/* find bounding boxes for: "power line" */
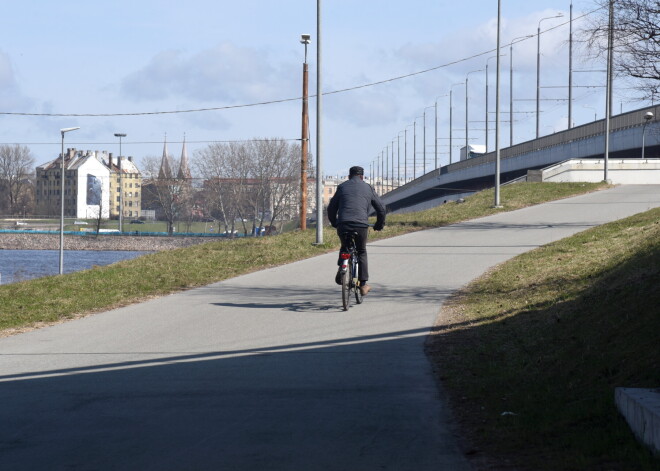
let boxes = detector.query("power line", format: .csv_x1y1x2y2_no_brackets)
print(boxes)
0,7,604,119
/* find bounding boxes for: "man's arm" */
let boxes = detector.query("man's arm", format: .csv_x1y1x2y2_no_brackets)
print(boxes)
371,190,386,231
327,191,339,228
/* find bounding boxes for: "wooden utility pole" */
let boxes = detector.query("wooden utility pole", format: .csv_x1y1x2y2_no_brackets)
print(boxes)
300,34,310,230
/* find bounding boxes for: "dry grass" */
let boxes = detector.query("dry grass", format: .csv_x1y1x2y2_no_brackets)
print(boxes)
427,208,660,470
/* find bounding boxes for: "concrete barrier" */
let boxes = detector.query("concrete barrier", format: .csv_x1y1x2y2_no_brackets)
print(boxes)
615,387,660,455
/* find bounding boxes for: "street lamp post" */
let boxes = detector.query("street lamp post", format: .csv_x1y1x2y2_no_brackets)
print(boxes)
413,120,417,179
568,1,574,129
495,0,502,208
59,126,80,275
449,82,463,165
434,95,448,169
583,104,597,122
404,124,413,183
300,33,311,231
397,131,404,186
114,133,126,232
642,111,654,159
413,116,423,179
509,35,533,147
385,145,389,193
466,69,483,160
537,13,564,138
391,138,395,190
485,55,504,153
422,106,434,175
315,0,323,244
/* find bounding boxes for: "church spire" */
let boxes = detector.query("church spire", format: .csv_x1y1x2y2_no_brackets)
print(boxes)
178,133,192,180
158,133,174,179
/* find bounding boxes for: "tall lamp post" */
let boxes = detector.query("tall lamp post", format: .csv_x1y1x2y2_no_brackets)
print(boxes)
300,34,311,231
509,35,533,147
413,116,423,179
485,55,504,153
583,104,597,122
642,111,654,159
536,13,564,138
404,124,413,182
422,106,434,175
391,138,395,190
315,0,323,244
568,1,574,129
449,82,463,164
466,69,484,160
59,126,80,275
114,133,126,232
434,95,447,169
397,131,404,186
495,0,502,208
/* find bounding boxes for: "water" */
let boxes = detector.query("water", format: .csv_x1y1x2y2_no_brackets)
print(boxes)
0,250,151,285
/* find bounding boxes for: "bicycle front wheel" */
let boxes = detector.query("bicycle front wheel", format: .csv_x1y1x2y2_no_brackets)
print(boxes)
341,268,351,311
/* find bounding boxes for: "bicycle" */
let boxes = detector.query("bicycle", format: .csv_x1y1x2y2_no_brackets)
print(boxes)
338,231,363,311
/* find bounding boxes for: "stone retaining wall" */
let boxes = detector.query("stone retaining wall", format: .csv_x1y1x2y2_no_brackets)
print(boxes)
0,232,222,251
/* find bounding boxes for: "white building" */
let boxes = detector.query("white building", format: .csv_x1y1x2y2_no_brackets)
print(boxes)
36,149,111,219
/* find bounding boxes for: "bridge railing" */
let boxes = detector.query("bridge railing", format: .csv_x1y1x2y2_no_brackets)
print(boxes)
443,104,660,174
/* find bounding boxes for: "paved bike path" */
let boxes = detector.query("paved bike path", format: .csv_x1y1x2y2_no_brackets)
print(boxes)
0,185,658,470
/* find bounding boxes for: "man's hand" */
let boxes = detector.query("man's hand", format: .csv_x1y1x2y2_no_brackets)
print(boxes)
373,222,384,231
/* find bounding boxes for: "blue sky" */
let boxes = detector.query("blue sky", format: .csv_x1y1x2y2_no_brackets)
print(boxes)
0,0,646,177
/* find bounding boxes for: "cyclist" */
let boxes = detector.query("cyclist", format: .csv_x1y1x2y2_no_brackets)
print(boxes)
327,165,386,296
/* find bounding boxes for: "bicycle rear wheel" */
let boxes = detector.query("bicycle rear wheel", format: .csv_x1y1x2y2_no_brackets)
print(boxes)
353,258,363,304
341,268,351,311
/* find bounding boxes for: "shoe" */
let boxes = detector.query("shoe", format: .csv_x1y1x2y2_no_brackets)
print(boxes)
335,269,342,285
359,284,371,296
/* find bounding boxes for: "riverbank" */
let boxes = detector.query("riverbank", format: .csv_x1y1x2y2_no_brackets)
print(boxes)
0,232,220,251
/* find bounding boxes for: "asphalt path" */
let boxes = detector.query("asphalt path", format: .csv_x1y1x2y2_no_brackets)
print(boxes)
1,185,659,470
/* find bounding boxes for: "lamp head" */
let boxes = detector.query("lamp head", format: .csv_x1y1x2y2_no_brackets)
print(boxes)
114,133,127,137
300,34,311,45
60,127,80,134
644,111,654,121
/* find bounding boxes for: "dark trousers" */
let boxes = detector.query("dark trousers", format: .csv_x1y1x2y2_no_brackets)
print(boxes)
337,225,369,282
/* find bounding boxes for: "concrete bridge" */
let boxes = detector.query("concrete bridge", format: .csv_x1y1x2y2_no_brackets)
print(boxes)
382,105,660,213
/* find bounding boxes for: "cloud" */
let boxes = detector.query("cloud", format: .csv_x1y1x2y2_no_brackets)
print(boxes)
325,86,401,127
0,50,33,111
121,42,296,104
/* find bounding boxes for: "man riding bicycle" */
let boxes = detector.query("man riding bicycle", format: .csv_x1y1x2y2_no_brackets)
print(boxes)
327,166,386,296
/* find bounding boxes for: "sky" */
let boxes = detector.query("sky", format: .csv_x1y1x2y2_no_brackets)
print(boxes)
0,0,650,179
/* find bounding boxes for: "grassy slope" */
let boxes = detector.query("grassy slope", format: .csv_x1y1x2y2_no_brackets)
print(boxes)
428,208,660,470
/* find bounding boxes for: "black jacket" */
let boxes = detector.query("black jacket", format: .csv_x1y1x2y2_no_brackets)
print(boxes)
327,176,386,229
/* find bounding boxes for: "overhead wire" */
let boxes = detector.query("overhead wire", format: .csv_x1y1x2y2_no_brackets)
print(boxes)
0,6,605,119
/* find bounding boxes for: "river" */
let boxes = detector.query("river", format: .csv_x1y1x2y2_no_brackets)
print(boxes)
0,250,151,285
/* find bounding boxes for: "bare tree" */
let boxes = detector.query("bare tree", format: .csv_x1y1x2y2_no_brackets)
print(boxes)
194,139,301,237
141,155,185,234
582,0,660,100
0,144,35,215
194,143,232,233
248,139,300,233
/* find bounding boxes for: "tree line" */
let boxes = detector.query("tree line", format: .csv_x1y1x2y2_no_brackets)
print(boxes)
141,138,311,235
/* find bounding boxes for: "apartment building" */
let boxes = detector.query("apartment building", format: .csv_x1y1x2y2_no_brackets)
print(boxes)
35,148,142,220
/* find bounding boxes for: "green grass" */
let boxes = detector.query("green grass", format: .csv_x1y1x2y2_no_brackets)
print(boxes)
427,208,660,470
0,182,608,334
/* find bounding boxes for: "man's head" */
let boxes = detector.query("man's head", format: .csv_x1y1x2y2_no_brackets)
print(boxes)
349,166,364,179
